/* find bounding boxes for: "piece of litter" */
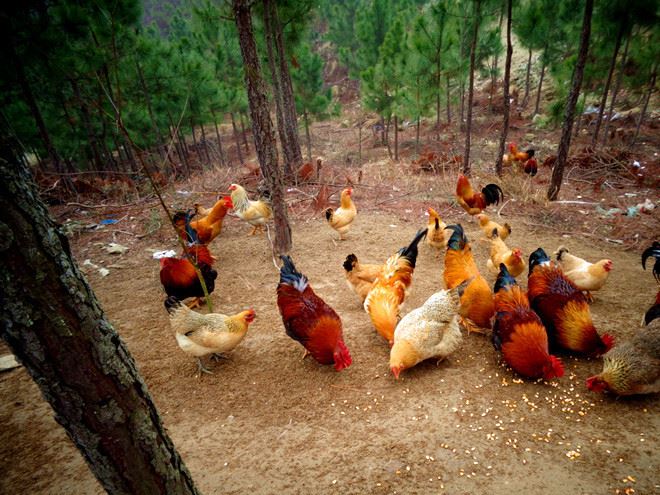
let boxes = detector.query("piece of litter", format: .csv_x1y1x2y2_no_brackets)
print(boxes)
99,219,119,225
389,224,398,228
0,355,21,372
153,250,177,259
83,259,99,269
176,190,191,196
98,268,110,277
103,243,129,255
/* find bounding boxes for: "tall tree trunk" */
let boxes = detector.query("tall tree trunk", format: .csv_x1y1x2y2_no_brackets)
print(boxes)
394,115,399,162
303,109,312,163
603,32,631,145
190,118,198,160
592,22,624,147
233,0,292,254
436,58,441,138
269,0,303,174
240,114,249,152
522,48,533,108
489,1,505,113
463,0,481,175
495,0,513,177
136,60,165,160
629,63,656,149
446,74,451,124
0,150,200,495
199,122,211,165
384,115,393,160
230,112,245,164
211,109,227,166
358,123,362,168
69,78,104,171
534,53,547,116
416,115,420,155
548,0,594,201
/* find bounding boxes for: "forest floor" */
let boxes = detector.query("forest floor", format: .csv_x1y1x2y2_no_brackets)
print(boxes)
1,97,659,495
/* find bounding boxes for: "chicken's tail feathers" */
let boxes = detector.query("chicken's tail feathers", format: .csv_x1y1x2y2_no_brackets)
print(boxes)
546,355,565,379
600,333,615,354
343,254,358,272
528,248,550,276
525,149,536,158
482,183,504,206
279,255,308,292
554,245,569,261
494,263,517,294
504,223,512,235
445,224,467,251
324,208,334,222
434,217,440,230
644,303,660,326
365,296,398,344
398,228,428,268
164,296,182,313
641,241,660,282
491,227,499,239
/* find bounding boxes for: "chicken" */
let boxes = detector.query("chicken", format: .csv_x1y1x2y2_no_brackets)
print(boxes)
455,174,504,216
492,264,564,380
296,162,314,182
426,207,451,250
277,255,352,371
389,289,462,379
364,228,427,345
476,213,511,240
586,319,660,396
486,229,526,278
325,187,357,240
554,246,613,302
229,183,272,235
172,210,199,245
166,297,255,374
343,253,382,303
159,244,217,309
186,196,233,245
527,248,614,356
443,224,495,334
522,157,538,176
508,142,535,163
642,242,660,325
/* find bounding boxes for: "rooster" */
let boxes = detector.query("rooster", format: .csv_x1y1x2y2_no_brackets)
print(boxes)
343,254,382,303
160,244,217,309
527,248,614,356
426,207,451,250
443,224,495,334
184,196,234,245
166,297,255,374
554,246,612,302
455,174,504,216
277,256,352,371
486,229,526,278
642,242,660,325
492,264,564,380
229,183,272,235
389,289,462,379
364,229,428,345
586,319,660,396
522,157,538,177
476,213,511,240
503,142,535,166
325,187,357,240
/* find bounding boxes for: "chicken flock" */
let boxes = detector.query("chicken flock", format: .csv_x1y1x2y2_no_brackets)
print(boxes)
157,169,659,397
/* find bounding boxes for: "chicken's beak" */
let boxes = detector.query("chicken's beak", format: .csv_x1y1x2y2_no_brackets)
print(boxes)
391,366,401,380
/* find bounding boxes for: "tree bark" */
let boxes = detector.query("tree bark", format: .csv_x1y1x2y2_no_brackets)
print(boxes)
534,54,546,116
462,0,481,175
211,109,227,167
233,0,292,254
199,122,211,165
495,0,512,177
522,48,533,108
489,1,505,113
603,32,631,145
629,64,656,149
592,21,624,147
548,0,594,201
446,74,451,124
303,109,312,163
0,151,200,495
136,60,165,160
230,112,244,165
394,115,398,162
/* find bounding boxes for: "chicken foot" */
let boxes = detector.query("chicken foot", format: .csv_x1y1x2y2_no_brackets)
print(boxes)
196,358,213,375
460,317,490,335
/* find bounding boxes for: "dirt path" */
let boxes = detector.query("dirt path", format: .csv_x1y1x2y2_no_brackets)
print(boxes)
1,203,658,494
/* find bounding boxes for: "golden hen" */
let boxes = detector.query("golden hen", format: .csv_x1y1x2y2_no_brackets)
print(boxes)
343,254,382,303
229,183,272,235
325,187,357,240
553,246,612,302
486,230,526,278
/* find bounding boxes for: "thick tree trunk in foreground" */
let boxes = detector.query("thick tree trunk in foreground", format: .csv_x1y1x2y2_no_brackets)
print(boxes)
495,0,513,177
0,150,200,495
548,0,594,201
462,0,481,176
234,0,292,255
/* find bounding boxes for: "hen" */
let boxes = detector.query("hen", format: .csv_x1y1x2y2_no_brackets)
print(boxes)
455,174,504,216
476,213,511,240
229,183,272,235
325,187,357,240
492,264,564,380
527,248,614,356
160,244,217,309
389,289,462,379
486,229,526,278
586,319,660,396
642,242,660,325
166,297,255,374
277,256,352,371
364,229,427,345
343,253,382,303
187,196,233,244
443,224,495,334
426,207,451,250
554,246,612,302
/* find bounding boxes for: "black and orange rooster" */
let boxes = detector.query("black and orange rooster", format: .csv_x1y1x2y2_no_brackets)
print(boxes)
642,241,660,325
522,157,538,177
527,248,614,356
189,196,233,245
455,174,504,216
160,244,217,309
492,264,564,380
443,224,495,333
277,256,352,371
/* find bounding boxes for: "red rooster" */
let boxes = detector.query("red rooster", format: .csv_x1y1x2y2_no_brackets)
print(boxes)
493,264,564,380
527,248,614,356
522,158,538,177
159,244,217,308
277,255,352,371
455,174,504,215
